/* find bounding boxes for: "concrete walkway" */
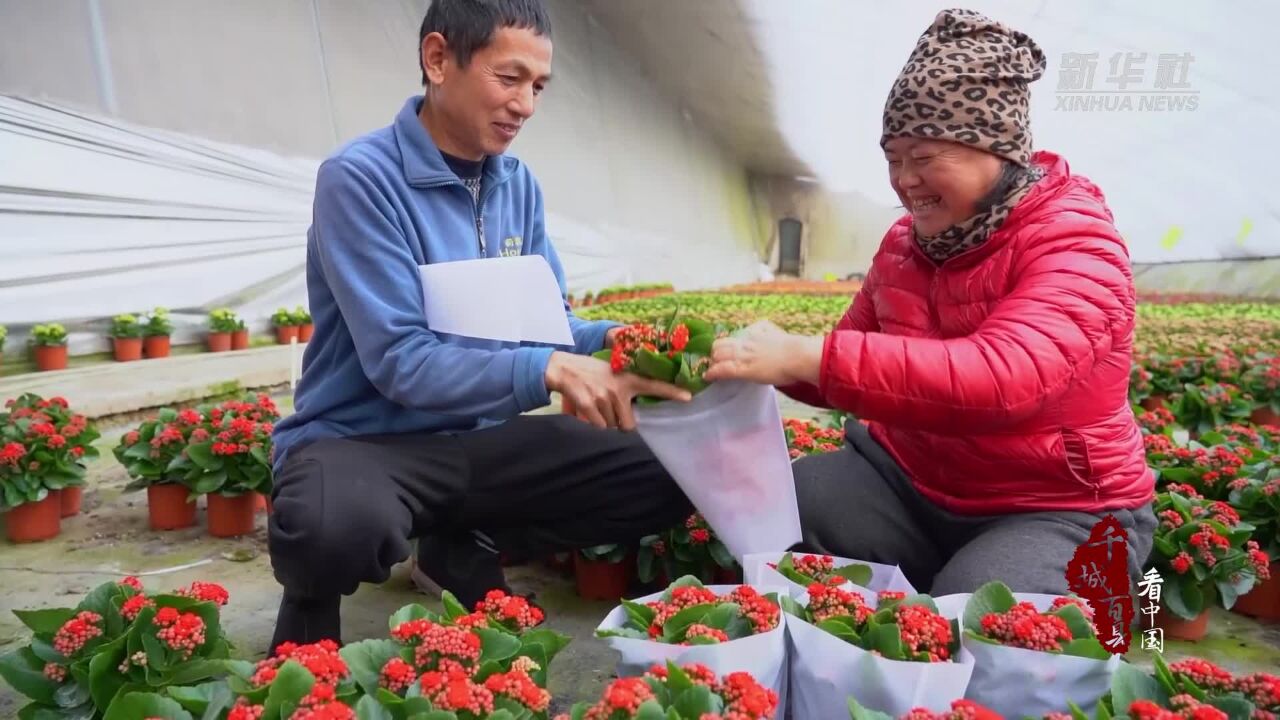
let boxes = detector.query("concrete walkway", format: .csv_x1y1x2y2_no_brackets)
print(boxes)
0,346,301,418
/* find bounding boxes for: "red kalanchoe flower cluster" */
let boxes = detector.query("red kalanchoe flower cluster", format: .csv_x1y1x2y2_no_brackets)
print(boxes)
727,586,780,634
1171,552,1194,574
227,700,266,720
43,663,68,683
684,623,730,644
1137,406,1176,434
901,699,1001,720
718,670,780,719
251,640,347,688
647,585,719,635
979,602,1073,653
579,677,654,720
153,606,207,660
391,618,482,672
1169,658,1237,694
118,576,143,591
175,581,230,606
1188,525,1231,566
896,604,953,662
646,662,719,689
1160,509,1186,530
783,418,843,459
0,441,25,466
475,589,544,632
1246,541,1272,580
121,594,155,622
53,611,103,656
807,582,872,624
483,667,552,713
379,657,417,694
420,666,495,716
290,683,355,720
1234,672,1280,711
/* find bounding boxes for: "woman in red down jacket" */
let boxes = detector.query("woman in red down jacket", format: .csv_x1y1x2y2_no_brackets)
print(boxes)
705,9,1156,595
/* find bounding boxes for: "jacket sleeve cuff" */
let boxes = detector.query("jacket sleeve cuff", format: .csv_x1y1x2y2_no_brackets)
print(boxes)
571,318,621,354
816,332,839,401
513,346,555,412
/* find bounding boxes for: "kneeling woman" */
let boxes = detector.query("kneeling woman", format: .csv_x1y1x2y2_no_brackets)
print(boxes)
705,9,1155,595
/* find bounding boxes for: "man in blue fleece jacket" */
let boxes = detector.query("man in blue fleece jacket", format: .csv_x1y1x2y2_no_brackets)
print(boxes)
267,0,692,649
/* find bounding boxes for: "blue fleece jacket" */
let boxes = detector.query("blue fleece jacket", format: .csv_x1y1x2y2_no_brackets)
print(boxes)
271,95,617,471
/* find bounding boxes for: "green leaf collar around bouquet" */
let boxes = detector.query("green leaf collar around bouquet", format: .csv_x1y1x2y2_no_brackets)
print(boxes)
780,586,959,663
593,307,729,402
960,581,1110,660
597,576,782,645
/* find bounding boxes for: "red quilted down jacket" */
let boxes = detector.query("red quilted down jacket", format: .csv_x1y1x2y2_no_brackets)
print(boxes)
782,151,1154,515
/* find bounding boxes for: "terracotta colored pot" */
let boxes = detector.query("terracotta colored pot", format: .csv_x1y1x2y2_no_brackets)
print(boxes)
4,494,61,543
206,493,256,538
147,483,196,530
275,326,300,345
207,332,232,352
232,329,250,350
144,335,171,358
254,491,274,514
574,553,632,601
1140,394,1167,412
1156,606,1209,641
1232,564,1280,621
298,324,314,342
59,486,82,517
34,345,68,372
1251,406,1280,427
113,337,143,362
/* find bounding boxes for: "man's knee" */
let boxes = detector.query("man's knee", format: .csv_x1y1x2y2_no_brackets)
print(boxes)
267,448,411,597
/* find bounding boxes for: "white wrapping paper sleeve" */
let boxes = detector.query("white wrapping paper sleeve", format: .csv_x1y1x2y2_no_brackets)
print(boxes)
596,584,789,703
935,591,1120,719
633,381,802,559
742,552,916,601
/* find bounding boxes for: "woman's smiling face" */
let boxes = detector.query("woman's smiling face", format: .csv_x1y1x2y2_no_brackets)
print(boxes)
884,137,1005,236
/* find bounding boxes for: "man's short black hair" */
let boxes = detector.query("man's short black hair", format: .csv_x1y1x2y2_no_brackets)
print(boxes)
419,0,552,85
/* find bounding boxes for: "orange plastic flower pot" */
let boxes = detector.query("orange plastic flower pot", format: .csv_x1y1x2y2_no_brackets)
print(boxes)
34,345,68,372
59,486,82,517
275,326,300,345
113,337,143,362
207,332,232,353
1251,406,1279,427
1232,564,1280,621
144,335,171,358
299,324,314,342
1156,606,1209,641
574,554,632,601
4,494,61,543
148,483,196,530
206,492,256,538
231,329,250,350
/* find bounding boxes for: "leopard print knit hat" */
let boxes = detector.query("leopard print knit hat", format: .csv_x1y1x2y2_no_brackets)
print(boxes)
881,8,1047,166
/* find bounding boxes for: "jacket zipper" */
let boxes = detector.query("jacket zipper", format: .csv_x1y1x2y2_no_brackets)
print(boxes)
418,176,491,258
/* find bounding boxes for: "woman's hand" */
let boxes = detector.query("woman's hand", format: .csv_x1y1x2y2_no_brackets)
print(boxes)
703,320,825,386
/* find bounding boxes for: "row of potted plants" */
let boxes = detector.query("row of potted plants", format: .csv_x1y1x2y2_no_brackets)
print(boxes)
0,394,101,542
570,283,675,308
112,393,280,538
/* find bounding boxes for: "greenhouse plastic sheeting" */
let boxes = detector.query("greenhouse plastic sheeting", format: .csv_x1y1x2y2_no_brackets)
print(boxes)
0,95,721,352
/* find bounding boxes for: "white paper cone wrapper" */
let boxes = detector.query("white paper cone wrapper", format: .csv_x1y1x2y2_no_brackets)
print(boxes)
743,552,916,601
787,612,975,717
596,584,790,704
935,592,1120,718
634,381,802,559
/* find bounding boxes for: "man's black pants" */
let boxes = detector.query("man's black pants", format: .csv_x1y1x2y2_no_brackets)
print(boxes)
266,414,691,611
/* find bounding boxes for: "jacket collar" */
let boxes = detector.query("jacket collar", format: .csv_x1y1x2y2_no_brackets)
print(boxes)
393,95,518,189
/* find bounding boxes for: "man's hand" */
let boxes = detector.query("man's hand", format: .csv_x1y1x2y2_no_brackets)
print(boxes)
703,320,825,386
604,326,623,349
546,351,691,430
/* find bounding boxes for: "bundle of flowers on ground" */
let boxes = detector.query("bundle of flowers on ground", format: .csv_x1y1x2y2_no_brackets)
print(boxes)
956,581,1117,718
743,551,915,602
0,576,231,719
595,577,788,701
1066,653,1279,720
554,660,779,720
782,587,973,717
847,697,1001,720
593,309,723,400
637,513,737,587
1148,488,1269,626
0,393,100,541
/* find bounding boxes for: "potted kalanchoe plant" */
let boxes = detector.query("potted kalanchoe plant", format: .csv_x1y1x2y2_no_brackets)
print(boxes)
114,406,206,530
1228,463,1280,620
108,313,145,362
1240,353,1280,426
30,323,69,372
143,306,174,358
575,543,632,601
556,661,779,720
206,309,240,352
0,576,231,719
1148,486,1270,639
163,394,279,537
294,305,314,342
637,513,738,588
1065,653,1278,720
1173,382,1254,438
1,394,99,540
272,307,301,345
